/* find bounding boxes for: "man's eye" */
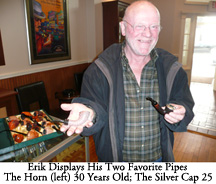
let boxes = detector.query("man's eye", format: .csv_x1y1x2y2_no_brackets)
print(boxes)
135,25,144,30
151,25,159,30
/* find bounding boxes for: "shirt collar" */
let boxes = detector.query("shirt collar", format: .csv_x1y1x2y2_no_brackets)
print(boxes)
121,43,159,67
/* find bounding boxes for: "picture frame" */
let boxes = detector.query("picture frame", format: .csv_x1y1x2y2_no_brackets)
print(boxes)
25,0,71,64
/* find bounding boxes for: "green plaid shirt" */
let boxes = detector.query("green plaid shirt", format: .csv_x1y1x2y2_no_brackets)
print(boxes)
122,46,162,162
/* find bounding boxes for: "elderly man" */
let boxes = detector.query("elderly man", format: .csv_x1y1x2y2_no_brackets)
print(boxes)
60,0,194,162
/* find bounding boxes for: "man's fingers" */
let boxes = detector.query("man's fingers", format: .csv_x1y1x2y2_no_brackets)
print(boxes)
60,124,70,133
85,121,93,128
59,103,95,136
164,113,179,124
67,126,76,136
61,103,74,111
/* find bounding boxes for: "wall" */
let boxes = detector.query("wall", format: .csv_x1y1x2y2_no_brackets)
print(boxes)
149,0,176,53
0,0,96,80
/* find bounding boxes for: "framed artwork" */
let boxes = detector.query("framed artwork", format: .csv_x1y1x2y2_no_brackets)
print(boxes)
25,0,71,64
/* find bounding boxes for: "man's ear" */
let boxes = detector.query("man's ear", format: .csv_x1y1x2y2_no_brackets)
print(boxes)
119,21,126,36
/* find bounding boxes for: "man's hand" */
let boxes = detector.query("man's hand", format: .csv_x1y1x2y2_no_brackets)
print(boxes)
164,104,186,124
60,103,95,136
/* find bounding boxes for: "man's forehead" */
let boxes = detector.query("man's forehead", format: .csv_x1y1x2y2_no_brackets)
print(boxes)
126,3,159,19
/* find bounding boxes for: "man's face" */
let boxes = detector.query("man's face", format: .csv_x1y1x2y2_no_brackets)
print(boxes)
34,17,42,32
121,6,161,56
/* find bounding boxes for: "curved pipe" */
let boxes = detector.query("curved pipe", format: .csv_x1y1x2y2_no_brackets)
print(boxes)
63,111,90,126
146,97,165,115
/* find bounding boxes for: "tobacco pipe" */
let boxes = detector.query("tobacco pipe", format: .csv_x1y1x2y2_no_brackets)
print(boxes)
13,134,24,143
8,120,20,130
146,97,175,115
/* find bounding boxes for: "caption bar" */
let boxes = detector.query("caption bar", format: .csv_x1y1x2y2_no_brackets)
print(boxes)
0,162,215,183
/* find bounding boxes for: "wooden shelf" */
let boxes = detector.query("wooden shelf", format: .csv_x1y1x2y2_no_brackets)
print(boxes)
102,0,129,50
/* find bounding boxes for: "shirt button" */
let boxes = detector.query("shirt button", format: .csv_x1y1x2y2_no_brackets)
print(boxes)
137,89,140,93
141,126,144,129
142,144,144,147
141,107,143,110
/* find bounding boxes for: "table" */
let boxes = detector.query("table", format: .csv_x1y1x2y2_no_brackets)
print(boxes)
0,116,90,162
32,135,89,162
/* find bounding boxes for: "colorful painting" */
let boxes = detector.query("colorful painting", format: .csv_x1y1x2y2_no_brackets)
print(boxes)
25,0,71,64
